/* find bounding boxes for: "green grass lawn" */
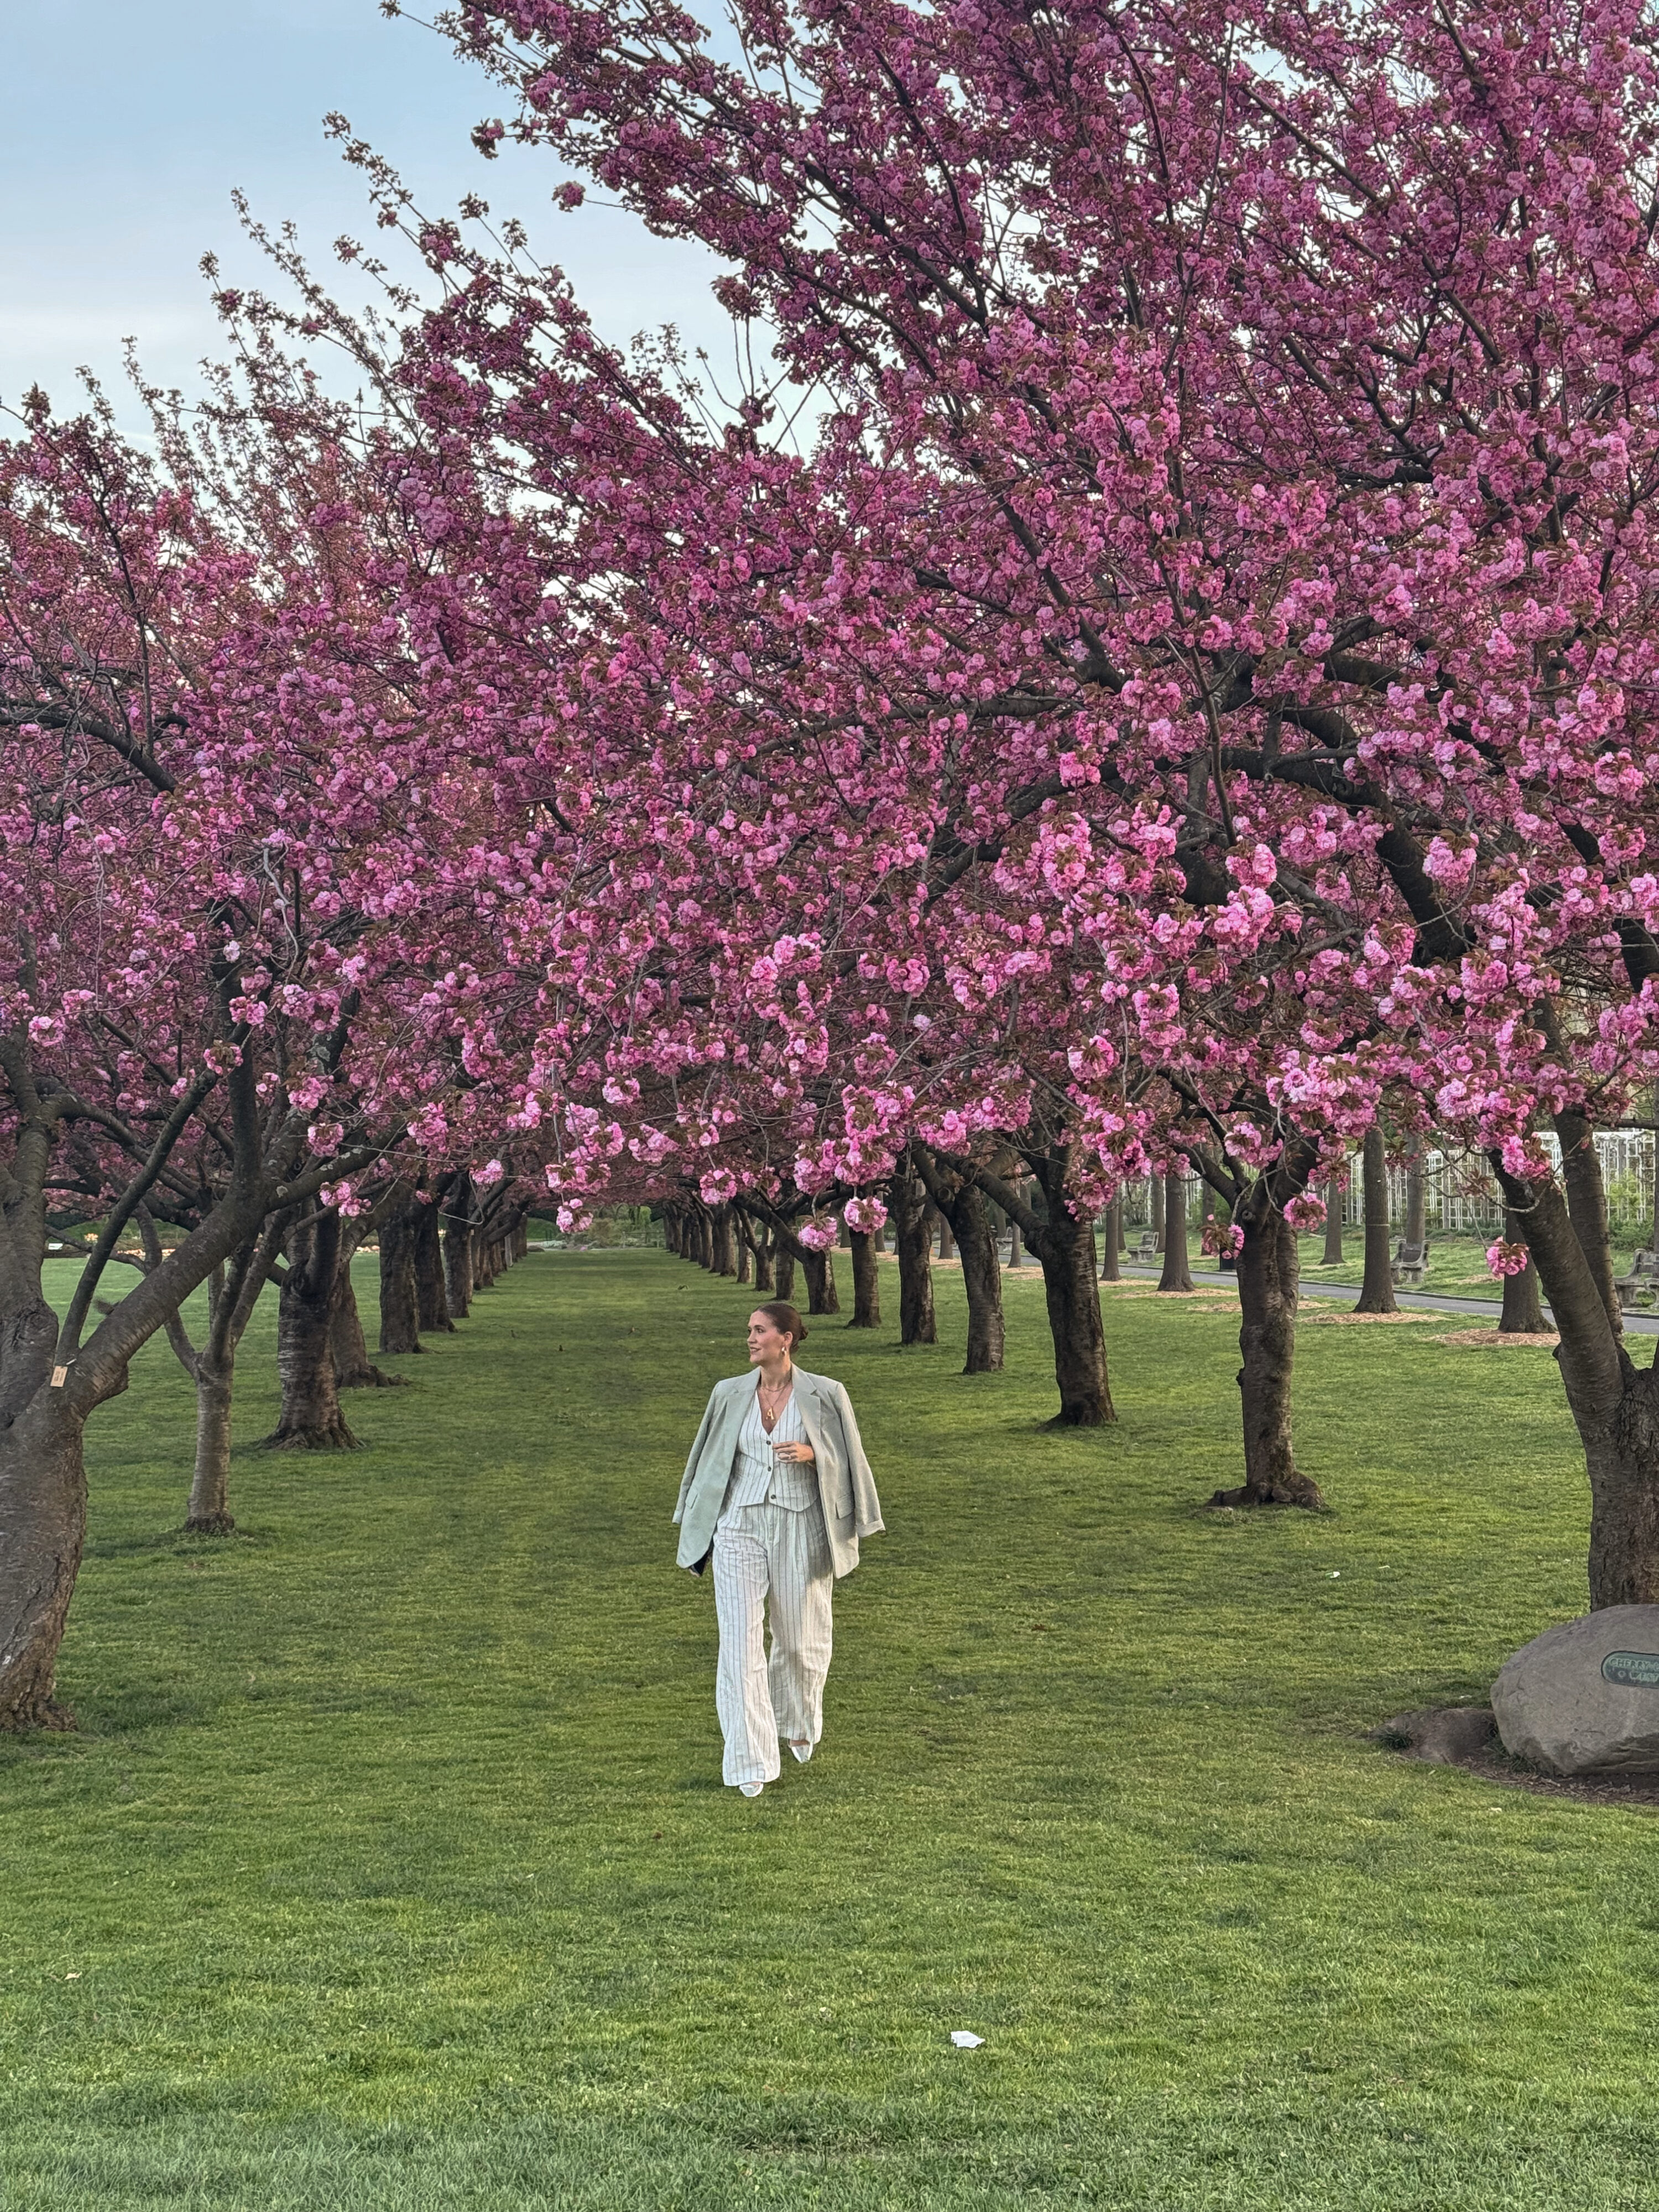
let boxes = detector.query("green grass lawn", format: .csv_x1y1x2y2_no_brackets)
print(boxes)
1,1250,1655,2210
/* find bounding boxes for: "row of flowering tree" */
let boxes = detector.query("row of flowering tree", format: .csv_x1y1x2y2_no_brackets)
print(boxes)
11,0,1659,1741
0,366,549,1729
398,0,1659,1600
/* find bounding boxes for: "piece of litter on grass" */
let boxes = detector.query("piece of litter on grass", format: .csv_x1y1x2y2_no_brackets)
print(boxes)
950,2031,984,2049
1329,1571,1341,1578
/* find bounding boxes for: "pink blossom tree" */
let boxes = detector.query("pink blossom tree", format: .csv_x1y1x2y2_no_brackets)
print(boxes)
0,361,554,1724
414,0,1659,1584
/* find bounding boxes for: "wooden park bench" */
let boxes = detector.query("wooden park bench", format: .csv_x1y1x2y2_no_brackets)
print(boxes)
1391,1237,1430,1289
1614,1250,1659,1312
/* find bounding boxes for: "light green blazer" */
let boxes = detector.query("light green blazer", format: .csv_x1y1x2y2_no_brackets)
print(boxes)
672,1365,884,1579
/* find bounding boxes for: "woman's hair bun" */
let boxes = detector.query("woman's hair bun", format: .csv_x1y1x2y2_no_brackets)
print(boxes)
754,1300,807,1347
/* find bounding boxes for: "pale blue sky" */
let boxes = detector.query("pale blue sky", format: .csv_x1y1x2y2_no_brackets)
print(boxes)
1,0,728,422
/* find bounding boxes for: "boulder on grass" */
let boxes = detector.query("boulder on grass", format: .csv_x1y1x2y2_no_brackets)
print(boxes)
1492,1606,1659,1777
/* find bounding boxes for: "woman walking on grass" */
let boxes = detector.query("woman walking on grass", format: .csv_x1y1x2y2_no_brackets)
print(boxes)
673,1301,884,1799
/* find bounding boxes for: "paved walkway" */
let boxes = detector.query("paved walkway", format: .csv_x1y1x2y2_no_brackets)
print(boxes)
1115,1264,1659,1336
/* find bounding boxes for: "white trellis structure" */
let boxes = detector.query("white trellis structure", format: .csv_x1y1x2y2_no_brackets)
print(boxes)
1121,1130,1658,1240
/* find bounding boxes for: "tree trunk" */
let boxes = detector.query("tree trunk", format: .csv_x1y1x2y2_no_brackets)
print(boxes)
0,1390,87,1729
1591,1376,1659,1604
938,1214,955,1261
444,1184,474,1317
1499,1207,1547,1334
1557,1107,1621,1332
712,1206,738,1278
972,1154,1114,1422
1210,1203,1323,1509
267,1215,359,1449
1354,1127,1398,1313
331,1256,403,1388
953,1185,1006,1373
1151,1172,1166,1251
799,1248,839,1314
752,1224,775,1294
910,1152,1005,1373
171,1225,288,1531
184,1349,237,1533
847,1230,881,1327
1650,1089,1659,1255
699,1209,717,1270
378,1207,424,1355
891,1165,938,1345
1099,1198,1122,1282
1322,1176,1345,1266
1405,1145,1427,1250
0,1045,87,1722
1008,1217,1022,1267
735,1222,752,1285
1496,1163,1659,1606
1030,1200,1114,1425
0,1083,276,1728
415,1199,455,1333
1157,1171,1194,1292
773,1243,795,1303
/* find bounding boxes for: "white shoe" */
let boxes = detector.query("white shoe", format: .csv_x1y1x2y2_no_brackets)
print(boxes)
739,1781,764,1798
789,1740,813,1764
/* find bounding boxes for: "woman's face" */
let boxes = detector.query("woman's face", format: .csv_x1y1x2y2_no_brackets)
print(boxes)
747,1311,794,1365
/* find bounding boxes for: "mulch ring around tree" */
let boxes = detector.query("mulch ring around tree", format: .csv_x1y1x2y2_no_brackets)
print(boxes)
1372,1707,1659,1809
1298,1308,1439,1324
1429,1327,1560,1348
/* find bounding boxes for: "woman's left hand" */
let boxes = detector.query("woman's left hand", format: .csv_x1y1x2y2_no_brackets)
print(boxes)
772,1440,816,1465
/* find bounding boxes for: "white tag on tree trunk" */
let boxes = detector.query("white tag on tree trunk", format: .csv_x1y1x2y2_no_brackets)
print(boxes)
50,1365,69,1388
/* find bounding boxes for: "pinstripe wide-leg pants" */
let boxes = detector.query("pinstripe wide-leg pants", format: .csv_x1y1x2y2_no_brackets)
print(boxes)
712,1501,834,1789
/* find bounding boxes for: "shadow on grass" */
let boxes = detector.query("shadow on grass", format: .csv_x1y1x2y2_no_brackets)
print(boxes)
64,1687,222,1737
86,1524,279,1560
